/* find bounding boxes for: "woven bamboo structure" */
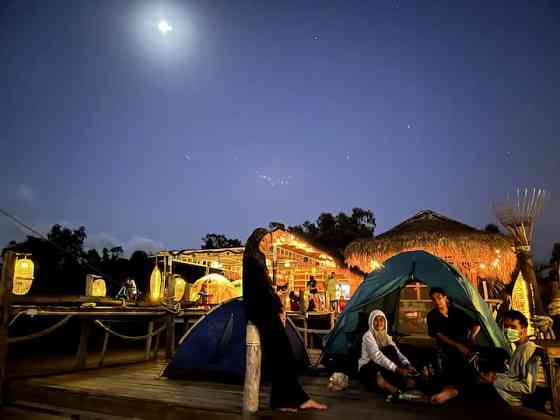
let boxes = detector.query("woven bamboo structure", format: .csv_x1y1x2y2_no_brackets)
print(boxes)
495,188,548,315
345,210,516,288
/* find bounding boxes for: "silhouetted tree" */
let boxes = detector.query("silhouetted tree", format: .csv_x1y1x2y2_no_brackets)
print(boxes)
201,233,243,249
268,221,286,230
2,225,89,294
288,207,375,260
484,224,501,234
129,250,151,295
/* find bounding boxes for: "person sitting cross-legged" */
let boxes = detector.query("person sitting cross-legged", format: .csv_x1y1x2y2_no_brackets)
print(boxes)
358,309,418,398
427,287,508,405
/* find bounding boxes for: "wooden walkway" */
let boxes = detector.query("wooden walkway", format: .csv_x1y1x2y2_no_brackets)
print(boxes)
5,360,552,420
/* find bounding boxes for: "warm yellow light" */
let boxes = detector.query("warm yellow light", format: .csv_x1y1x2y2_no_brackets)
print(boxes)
479,264,486,269
91,279,106,297
13,257,35,295
174,276,186,301
284,261,291,268
370,259,383,271
150,266,162,303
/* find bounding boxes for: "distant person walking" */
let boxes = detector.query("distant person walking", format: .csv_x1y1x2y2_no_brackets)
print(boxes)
325,272,337,311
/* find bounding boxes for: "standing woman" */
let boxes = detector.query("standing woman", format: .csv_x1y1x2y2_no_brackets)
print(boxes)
243,228,327,411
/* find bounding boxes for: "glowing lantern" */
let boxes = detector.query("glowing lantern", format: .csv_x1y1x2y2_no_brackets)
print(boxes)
173,275,187,301
86,274,107,297
511,272,534,336
150,265,162,303
12,256,34,295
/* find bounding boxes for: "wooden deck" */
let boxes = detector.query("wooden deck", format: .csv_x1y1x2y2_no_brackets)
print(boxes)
4,360,553,420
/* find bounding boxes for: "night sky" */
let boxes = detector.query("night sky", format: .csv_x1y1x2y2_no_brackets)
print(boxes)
1,1,559,260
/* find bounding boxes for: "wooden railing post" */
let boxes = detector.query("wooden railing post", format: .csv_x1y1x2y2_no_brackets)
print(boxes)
145,321,154,360
165,315,175,358
0,252,16,405
75,318,91,370
243,322,261,414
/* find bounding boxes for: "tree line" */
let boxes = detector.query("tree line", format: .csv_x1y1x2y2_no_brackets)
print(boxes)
3,209,558,297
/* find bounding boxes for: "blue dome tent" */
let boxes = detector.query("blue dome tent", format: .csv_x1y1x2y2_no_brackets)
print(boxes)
322,251,509,371
163,298,310,383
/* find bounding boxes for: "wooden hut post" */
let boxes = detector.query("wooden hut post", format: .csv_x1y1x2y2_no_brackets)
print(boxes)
243,321,261,414
0,252,16,405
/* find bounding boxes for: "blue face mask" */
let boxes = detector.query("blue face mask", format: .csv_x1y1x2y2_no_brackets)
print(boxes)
504,327,521,343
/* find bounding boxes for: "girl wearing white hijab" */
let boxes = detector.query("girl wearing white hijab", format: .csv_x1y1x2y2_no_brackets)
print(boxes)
358,309,417,396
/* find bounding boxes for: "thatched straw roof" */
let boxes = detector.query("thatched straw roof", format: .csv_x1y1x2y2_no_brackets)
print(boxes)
345,210,516,285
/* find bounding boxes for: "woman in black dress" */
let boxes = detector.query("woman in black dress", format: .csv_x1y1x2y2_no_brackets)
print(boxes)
242,228,327,411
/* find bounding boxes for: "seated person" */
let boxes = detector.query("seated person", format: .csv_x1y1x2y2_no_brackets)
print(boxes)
479,310,539,407
289,291,300,311
426,287,481,404
358,309,418,397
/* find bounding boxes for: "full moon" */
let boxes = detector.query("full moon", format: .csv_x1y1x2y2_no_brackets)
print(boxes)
157,20,173,35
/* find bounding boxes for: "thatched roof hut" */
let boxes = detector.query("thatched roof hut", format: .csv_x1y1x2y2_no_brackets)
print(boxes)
345,210,516,287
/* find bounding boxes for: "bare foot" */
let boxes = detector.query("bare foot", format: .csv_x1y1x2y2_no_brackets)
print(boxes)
430,388,458,405
300,399,328,410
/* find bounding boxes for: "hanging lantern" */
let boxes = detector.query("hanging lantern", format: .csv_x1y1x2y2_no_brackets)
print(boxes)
173,275,187,301
85,274,107,297
511,272,534,336
12,255,35,295
150,265,162,303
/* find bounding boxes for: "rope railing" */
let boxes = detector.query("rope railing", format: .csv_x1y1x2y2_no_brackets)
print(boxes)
7,315,73,344
293,326,331,335
93,319,167,341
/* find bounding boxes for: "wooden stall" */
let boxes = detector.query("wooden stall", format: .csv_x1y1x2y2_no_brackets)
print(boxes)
156,228,362,312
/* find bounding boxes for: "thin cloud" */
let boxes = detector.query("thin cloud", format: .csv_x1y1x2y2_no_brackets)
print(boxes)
126,236,164,255
85,232,164,256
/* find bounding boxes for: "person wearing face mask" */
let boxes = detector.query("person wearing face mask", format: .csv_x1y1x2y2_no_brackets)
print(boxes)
358,309,418,397
479,310,539,407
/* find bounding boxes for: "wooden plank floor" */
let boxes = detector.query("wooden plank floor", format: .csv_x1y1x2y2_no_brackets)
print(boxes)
6,360,552,420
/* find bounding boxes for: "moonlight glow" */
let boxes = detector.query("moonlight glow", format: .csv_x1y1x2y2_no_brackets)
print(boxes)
157,20,173,35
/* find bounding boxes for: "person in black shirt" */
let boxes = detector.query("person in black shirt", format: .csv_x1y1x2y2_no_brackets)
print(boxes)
426,287,480,404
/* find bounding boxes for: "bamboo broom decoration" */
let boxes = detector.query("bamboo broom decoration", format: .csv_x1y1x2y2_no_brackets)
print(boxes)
495,188,548,316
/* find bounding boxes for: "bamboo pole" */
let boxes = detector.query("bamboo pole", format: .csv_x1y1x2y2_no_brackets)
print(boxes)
0,252,16,405
243,322,261,414
517,249,545,315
